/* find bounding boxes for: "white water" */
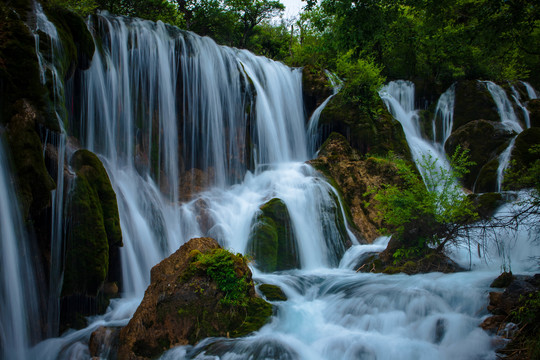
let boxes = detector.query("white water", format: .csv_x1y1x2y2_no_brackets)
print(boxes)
431,84,455,151
523,81,538,100
379,81,454,192
14,11,539,360
510,85,531,129
307,71,342,156
0,137,41,360
481,81,523,134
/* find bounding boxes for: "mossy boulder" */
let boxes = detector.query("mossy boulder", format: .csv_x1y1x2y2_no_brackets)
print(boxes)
61,150,122,330
474,158,500,193
302,65,333,119
445,120,515,190
258,284,287,302
118,238,273,360
468,192,504,219
510,128,540,170
318,93,411,159
453,80,499,131
529,99,540,128
247,198,300,272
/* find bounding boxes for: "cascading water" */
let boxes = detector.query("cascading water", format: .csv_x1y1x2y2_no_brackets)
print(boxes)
510,84,531,129
481,81,525,191
0,136,41,360
431,84,455,152
523,81,538,100
17,10,539,360
379,81,454,191
307,72,342,156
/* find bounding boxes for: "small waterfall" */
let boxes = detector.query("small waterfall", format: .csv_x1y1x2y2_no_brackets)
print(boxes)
523,81,538,100
511,84,531,129
496,138,516,193
481,81,523,133
379,81,453,191
0,137,41,360
431,83,455,150
307,71,342,156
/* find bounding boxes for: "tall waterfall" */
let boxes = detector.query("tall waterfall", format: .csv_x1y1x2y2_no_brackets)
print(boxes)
0,137,41,360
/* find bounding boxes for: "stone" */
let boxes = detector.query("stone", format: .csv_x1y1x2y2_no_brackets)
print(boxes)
453,80,499,131
302,65,333,119
528,99,540,128
258,284,287,302
118,238,272,360
89,326,120,359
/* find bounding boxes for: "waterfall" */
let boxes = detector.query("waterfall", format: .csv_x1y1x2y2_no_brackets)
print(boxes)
481,81,523,133
511,84,531,129
523,81,538,100
431,83,455,151
307,72,342,156
0,137,41,360
379,81,453,191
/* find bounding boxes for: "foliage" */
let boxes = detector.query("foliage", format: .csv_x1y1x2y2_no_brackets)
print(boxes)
372,146,478,252
513,291,540,325
46,0,99,17
188,248,252,306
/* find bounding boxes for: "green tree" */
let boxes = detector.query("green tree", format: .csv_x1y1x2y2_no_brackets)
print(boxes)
225,0,285,47
373,147,478,253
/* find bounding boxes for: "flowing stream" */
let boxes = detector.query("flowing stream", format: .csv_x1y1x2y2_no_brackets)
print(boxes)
1,8,537,360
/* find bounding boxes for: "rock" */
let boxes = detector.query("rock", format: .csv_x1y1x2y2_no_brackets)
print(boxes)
480,315,506,333
318,93,411,159
302,65,333,118
308,133,404,242
491,271,515,288
528,99,540,128
453,80,499,131
258,284,287,302
89,326,120,359
445,119,516,190
118,238,273,360
247,198,300,272
468,193,504,220
178,168,216,202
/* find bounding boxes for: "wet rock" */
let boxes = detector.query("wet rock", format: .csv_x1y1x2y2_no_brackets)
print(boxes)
491,271,515,288
318,93,411,159
302,65,333,118
528,99,540,128
118,238,272,360
89,326,120,359
258,284,287,302
178,167,215,202
247,198,300,272
308,133,404,242
445,119,516,190
453,80,499,131
468,193,504,220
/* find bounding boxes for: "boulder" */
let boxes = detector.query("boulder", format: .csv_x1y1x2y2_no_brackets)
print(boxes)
468,193,504,220
258,284,287,302
247,198,300,272
453,80,499,131
445,120,516,190
89,326,120,359
118,238,272,360
529,99,540,128
308,132,404,242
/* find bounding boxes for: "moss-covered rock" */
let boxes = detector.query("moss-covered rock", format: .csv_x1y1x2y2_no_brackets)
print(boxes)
445,120,515,190
118,238,273,360
529,99,540,128
468,192,504,219
510,128,540,170
308,132,405,243
247,198,300,272
5,100,56,218
258,284,287,301
318,93,411,159
453,80,499,131
63,150,122,296
302,65,333,119
475,158,500,193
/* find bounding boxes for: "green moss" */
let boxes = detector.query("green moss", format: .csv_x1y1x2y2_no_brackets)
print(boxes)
63,150,122,296
247,198,300,272
468,192,504,219
259,284,287,301
490,271,514,288
475,158,499,193
453,80,500,131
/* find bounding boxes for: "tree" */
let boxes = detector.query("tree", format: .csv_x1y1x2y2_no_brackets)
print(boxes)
225,0,284,47
372,147,478,253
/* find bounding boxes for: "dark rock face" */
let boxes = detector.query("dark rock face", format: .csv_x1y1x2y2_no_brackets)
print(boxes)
445,119,516,190
61,150,122,330
258,284,287,302
468,193,504,220
309,132,403,243
118,238,272,360
529,99,540,128
302,65,333,119
453,80,499,131
247,198,300,272
318,93,411,159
